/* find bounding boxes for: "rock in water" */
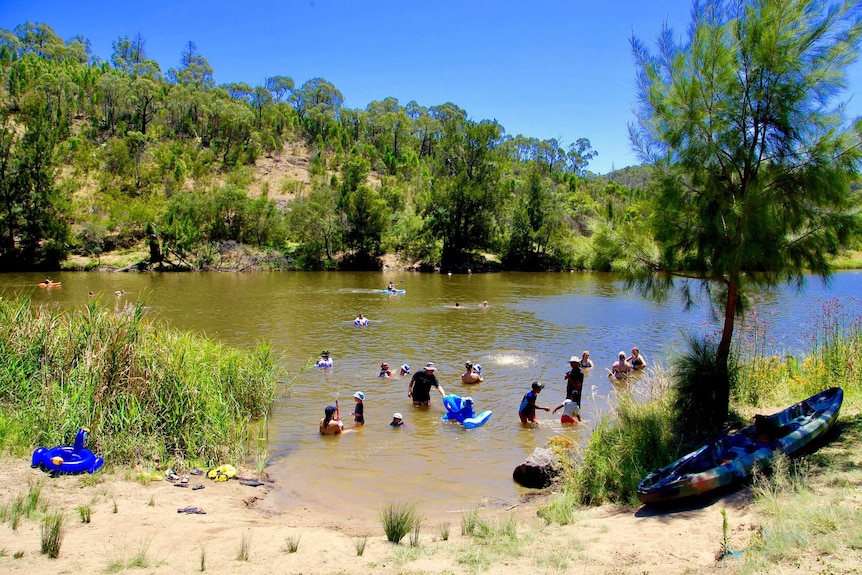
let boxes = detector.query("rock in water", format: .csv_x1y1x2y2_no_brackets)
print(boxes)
512,447,561,488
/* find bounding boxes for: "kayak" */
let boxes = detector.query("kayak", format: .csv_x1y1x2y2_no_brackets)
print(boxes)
637,387,843,505
382,289,406,294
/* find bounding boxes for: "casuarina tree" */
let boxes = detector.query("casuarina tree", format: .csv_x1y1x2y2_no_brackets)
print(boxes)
625,0,862,427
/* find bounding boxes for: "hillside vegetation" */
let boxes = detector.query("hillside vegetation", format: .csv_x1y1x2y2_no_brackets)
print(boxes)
0,22,663,273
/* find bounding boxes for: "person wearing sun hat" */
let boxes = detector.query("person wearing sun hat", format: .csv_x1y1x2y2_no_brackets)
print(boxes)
315,350,333,368
408,362,447,407
518,381,550,425
565,356,584,407
352,391,365,425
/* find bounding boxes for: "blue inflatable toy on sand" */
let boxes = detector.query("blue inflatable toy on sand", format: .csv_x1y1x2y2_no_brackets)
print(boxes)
442,394,492,429
32,428,104,475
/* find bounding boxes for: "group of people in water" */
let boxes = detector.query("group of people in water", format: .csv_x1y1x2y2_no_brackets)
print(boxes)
317,346,647,434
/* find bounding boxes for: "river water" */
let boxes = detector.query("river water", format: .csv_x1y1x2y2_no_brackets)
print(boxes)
5,270,861,518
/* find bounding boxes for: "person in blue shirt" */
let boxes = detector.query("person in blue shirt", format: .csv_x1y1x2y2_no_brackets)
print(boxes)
519,381,550,425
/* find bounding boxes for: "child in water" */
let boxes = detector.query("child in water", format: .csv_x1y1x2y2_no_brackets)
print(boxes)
353,391,365,425
390,413,404,427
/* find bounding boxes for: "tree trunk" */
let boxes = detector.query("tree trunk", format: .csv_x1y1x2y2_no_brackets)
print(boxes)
716,279,738,423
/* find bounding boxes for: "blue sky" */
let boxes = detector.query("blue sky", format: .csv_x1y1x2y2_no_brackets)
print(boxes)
3,0,862,174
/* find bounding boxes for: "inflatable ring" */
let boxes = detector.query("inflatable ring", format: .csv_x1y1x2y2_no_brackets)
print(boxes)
207,464,237,481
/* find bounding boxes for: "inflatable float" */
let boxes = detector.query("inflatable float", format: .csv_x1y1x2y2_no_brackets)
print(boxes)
32,428,104,475
38,281,62,288
442,394,492,429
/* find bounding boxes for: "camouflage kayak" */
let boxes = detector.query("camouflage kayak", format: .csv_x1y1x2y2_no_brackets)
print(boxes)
637,387,843,505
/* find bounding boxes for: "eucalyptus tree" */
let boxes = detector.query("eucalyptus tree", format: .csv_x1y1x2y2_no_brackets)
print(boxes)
290,77,343,142
627,0,862,425
265,75,294,103
366,97,412,173
12,22,65,60
0,104,70,268
111,34,161,78
423,111,505,270
167,41,214,90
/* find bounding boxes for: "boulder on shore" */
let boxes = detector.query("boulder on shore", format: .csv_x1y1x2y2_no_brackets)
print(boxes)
513,447,561,489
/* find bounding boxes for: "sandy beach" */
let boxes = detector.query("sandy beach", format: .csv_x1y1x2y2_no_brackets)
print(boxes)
0,458,754,574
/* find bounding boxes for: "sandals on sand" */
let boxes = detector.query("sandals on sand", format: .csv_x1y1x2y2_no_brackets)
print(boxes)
177,506,206,514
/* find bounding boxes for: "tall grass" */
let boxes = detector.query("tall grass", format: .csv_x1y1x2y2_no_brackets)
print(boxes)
40,512,64,558
542,372,678,509
379,501,420,544
0,294,282,467
733,297,862,407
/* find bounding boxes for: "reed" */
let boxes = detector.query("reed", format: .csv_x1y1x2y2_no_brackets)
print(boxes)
40,512,65,558
236,529,251,561
379,500,420,544
0,294,282,468
77,505,91,523
553,372,678,507
282,534,301,553
353,536,367,556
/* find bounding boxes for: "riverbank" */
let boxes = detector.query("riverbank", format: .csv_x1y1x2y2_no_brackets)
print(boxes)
1,457,751,575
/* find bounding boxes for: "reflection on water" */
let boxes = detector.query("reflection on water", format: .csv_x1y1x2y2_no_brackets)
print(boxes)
3,270,860,519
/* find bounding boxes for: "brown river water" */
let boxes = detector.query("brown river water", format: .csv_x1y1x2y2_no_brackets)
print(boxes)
5,270,861,519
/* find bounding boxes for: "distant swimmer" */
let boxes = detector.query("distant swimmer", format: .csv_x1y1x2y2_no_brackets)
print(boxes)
579,350,593,369
354,313,369,326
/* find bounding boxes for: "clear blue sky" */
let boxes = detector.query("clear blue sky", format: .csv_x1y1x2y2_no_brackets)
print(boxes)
4,0,862,174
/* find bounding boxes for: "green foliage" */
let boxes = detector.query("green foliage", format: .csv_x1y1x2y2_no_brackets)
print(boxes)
673,335,739,435
621,0,862,425
0,19,646,273
0,294,281,467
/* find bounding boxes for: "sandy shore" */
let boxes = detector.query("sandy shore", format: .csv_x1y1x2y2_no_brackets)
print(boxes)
0,458,758,574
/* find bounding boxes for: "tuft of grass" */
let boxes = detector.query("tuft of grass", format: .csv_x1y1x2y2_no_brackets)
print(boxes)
236,529,251,561
456,511,524,570
409,521,422,547
40,512,65,558
147,495,155,507
282,533,301,553
437,521,450,541
78,505,91,523
379,500,421,544
353,536,367,556
199,544,206,572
